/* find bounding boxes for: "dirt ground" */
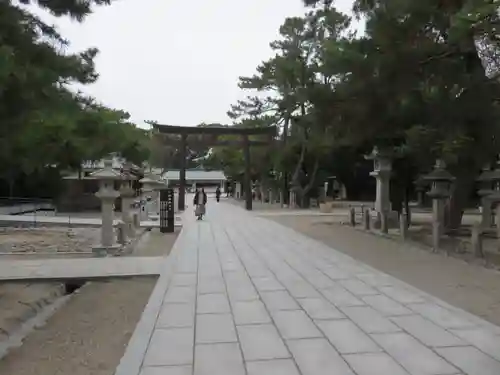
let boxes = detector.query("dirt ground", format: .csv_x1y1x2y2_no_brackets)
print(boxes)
268,215,500,327
0,229,179,374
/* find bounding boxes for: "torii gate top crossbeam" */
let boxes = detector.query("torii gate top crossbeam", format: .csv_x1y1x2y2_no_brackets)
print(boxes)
152,124,277,136
152,123,276,212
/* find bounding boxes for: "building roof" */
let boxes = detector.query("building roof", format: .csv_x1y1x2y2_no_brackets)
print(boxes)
162,170,226,181
81,154,141,171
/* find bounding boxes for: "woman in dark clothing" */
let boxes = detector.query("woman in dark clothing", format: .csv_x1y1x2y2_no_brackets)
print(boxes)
215,187,221,202
193,188,208,220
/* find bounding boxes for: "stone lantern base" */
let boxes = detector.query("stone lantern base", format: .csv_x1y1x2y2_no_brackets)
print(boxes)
370,210,400,230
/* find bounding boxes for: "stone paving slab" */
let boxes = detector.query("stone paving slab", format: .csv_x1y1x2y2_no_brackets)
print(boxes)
116,202,500,375
0,257,163,281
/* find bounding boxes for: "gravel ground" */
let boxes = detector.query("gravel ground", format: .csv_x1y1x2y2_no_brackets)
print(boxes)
0,227,99,257
269,215,500,327
0,283,65,341
0,278,156,375
0,229,178,374
0,227,100,348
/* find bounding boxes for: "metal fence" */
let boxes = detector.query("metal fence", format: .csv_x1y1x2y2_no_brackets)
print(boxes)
0,197,57,228
0,197,54,214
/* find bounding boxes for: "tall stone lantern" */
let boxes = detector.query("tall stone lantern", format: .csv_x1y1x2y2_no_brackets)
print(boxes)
365,147,393,215
414,176,427,208
120,169,137,237
476,164,494,228
423,159,455,249
481,158,500,249
365,147,394,232
139,176,156,220
90,156,123,256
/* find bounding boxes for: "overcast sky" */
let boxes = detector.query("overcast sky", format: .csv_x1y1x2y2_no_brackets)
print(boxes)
35,0,356,128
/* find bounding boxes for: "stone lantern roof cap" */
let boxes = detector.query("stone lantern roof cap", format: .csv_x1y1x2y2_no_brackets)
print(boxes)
139,175,164,185
120,170,137,180
423,168,455,182
364,146,395,160
89,157,123,180
414,175,428,186
485,168,500,181
477,169,494,182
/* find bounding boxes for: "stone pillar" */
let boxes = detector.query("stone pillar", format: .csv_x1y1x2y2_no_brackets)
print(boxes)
371,161,391,213
99,195,117,248
399,212,408,240
139,176,161,220
178,133,187,211
120,179,136,237
236,182,242,199
174,190,179,213
481,197,493,228
89,156,122,256
414,176,427,208
424,159,455,251
471,222,484,258
140,187,152,220
152,186,162,215
363,208,371,230
432,197,446,238
349,207,356,226
477,165,494,228
289,191,296,209
365,147,393,232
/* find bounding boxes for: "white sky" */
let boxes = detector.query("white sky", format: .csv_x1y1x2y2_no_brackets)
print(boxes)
33,0,356,128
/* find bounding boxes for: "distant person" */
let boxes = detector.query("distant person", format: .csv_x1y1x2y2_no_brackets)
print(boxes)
193,188,207,220
215,187,221,202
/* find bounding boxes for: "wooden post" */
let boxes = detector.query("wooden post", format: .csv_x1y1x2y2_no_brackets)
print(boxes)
178,133,187,211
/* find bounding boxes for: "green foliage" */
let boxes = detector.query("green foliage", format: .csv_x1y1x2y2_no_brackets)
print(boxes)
210,0,500,216
0,0,149,196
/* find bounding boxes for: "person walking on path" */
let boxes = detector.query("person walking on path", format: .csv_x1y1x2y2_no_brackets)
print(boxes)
193,188,207,220
215,187,221,202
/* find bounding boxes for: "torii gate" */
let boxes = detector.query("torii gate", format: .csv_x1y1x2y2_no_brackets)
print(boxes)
152,124,276,211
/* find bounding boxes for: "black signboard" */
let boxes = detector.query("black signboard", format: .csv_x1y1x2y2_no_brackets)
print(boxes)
160,188,174,233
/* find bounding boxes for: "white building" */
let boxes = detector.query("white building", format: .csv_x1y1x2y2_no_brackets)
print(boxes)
160,169,226,191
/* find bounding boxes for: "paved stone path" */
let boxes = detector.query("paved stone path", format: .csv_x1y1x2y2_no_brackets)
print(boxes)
0,257,163,281
116,201,500,375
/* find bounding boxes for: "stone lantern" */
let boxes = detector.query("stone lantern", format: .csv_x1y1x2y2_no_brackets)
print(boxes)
365,147,395,232
476,164,494,228
366,147,392,213
89,156,123,256
481,158,500,249
139,175,157,220
423,159,455,249
120,168,137,237
414,176,428,208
